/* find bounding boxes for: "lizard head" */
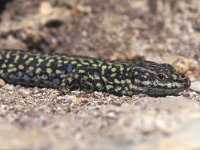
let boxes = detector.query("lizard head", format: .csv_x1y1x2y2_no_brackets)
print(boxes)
130,61,191,96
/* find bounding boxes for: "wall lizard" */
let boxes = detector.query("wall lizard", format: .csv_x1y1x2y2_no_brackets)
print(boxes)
0,49,191,96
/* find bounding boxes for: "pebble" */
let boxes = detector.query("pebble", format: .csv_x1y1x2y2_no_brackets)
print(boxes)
18,88,31,96
0,78,5,87
190,81,200,93
39,2,53,16
106,110,119,120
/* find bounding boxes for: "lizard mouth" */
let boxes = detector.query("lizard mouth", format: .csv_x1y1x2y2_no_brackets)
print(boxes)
144,87,187,96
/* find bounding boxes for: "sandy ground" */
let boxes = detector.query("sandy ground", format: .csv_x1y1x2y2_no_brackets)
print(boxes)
0,0,199,149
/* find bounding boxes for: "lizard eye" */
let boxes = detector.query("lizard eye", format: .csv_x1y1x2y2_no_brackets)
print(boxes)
157,73,167,80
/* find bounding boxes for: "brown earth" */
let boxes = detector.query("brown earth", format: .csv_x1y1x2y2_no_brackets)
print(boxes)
0,0,199,149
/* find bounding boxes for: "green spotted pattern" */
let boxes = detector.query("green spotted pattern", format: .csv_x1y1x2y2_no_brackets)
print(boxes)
0,49,191,96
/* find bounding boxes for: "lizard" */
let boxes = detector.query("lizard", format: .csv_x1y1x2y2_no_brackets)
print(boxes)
0,49,191,96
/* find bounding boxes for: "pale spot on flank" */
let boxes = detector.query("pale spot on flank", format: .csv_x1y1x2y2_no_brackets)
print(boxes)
142,81,151,85
46,68,52,74
28,66,34,71
56,70,61,74
18,65,24,70
114,79,120,84
101,65,107,74
167,83,172,88
134,79,140,84
111,68,116,72
106,85,113,90
36,68,42,74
